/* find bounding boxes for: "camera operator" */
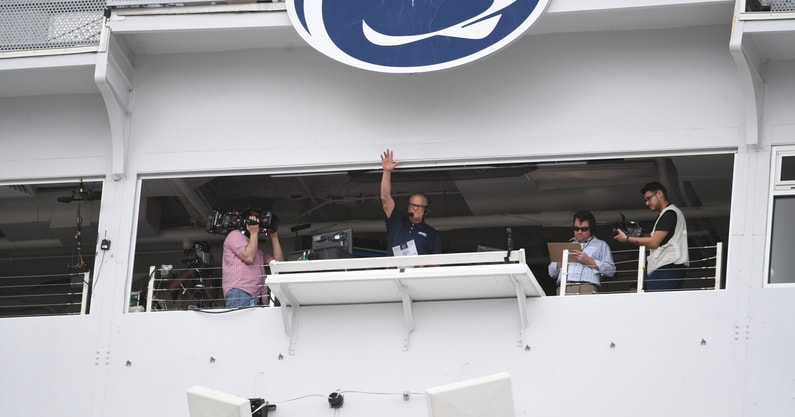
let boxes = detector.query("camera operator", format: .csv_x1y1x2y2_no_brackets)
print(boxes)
222,209,284,307
614,181,689,291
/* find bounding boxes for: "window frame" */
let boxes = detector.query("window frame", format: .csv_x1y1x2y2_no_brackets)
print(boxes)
764,146,795,287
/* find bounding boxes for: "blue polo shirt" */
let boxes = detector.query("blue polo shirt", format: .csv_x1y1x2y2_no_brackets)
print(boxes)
385,210,442,256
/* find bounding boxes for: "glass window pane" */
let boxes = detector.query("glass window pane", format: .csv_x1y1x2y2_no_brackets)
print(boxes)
769,195,795,283
0,180,101,316
781,156,795,182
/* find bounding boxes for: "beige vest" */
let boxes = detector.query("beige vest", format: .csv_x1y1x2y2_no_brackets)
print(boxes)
647,204,689,274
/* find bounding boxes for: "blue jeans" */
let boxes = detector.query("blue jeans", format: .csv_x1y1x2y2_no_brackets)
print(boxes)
225,288,256,308
646,267,685,291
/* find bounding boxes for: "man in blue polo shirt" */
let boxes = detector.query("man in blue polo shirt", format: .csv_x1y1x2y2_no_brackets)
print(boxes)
380,149,442,256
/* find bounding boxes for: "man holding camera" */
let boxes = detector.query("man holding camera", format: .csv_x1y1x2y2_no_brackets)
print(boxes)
222,209,284,307
614,181,689,291
380,149,442,256
549,210,615,295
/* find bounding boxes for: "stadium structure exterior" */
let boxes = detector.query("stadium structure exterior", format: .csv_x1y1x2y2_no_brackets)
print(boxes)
1,1,795,416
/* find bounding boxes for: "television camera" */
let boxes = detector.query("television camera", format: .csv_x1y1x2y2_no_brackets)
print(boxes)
182,241,214,268
205,208,279,235
611,212,642,238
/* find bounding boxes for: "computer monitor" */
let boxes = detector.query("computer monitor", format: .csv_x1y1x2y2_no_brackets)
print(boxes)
311,228,353,256
186,386,250,417
426,372,515,417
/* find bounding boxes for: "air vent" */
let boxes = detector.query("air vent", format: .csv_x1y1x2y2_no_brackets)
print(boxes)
0,185,35,198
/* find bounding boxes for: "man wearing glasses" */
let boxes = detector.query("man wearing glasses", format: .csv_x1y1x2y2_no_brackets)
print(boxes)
380,149,442,256
549,210,615,295
614,181,689,291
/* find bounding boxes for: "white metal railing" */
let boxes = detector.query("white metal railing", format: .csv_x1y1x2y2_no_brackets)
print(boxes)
0,271,90,317
141,250,537,312
558,242,724,295
138,243,725,310
143,265,226,312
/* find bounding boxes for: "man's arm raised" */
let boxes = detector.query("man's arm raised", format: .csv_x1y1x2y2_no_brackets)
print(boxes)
380,149,398,218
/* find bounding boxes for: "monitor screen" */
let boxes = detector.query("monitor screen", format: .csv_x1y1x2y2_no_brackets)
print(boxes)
187,386,251,417
311,228,353,256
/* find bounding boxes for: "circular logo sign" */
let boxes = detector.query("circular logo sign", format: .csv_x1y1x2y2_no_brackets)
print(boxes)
287,0,549,73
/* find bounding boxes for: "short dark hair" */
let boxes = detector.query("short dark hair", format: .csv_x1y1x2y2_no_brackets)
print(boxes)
572,210,595,227
640,181,668,198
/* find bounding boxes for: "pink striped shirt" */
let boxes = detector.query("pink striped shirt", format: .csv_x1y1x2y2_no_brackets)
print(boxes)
222,230,273,300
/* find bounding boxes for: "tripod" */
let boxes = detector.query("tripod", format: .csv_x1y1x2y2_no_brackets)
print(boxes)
167,267,222,309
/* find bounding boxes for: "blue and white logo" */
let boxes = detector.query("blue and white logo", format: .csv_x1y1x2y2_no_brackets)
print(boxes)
286,0,550,73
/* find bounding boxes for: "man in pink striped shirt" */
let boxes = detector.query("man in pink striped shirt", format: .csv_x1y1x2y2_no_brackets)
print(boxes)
222,209,284,307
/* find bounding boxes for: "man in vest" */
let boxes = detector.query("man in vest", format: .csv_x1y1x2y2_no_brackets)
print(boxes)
614,181,689,291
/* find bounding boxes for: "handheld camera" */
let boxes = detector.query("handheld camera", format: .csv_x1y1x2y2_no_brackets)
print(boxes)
611,212,642,237
206,208,279,235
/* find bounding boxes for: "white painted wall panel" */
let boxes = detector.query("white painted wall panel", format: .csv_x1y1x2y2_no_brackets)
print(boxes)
0,94,110,181
744,287,795,417
128,26,743,176
764,60,795,146
77,292,739,417
0,316,98,416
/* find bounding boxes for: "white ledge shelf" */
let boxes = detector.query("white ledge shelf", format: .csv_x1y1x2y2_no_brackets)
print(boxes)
268,249,545,355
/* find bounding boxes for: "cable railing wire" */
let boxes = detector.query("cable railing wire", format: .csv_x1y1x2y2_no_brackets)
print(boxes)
572,243,724,294
0,270,90,317
139,243,725,310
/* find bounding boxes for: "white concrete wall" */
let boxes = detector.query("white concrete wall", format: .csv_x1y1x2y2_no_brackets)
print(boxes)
741,58,795,417
127,26,743,175
100,293,740,417
0,94,110,181
764,60,795,146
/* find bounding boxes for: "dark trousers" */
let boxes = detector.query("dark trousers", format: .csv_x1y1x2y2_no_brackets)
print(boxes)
646,267,685,291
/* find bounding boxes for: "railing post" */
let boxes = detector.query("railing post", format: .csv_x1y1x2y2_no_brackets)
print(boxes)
146,265,156,312
636,246,645,293
80,271,90,315
559,249,570,296
714,242,724,290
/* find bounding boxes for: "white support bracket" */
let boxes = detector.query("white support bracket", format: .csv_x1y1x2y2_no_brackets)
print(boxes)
267,250,545,355
276,281,302,356
509,273,529,347
394,277,415,350
95,24,134,181
729,18,766,148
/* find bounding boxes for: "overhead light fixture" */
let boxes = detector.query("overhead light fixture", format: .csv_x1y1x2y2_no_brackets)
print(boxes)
349,164,538,183
534,161,588,167
271,172,348,178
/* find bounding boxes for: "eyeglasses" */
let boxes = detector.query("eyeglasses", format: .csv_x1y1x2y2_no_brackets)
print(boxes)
644,192,658,202
572,226,590,232
408,203,427,210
